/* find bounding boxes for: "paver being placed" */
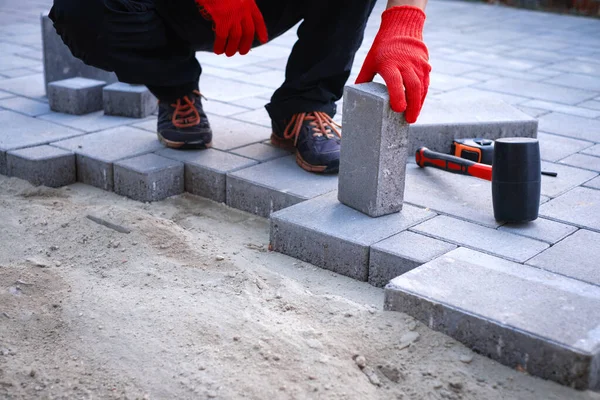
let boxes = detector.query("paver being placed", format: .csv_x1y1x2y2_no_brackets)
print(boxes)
411,215,548,262
540,161,598,198
229,142,291,163
384,247,600,390
103,83,157,118
0,110,82,175
227,156,338,217
338,83,409,217
157,148,257,203
368,231,456,287
6,145,75,187
52,126,163,191
540,186,600,232
270,191,435,281
114,154,184,202
498,217,577,244
559,153,600,173
408,94,537,154
48,77,106,115
527,229,599,287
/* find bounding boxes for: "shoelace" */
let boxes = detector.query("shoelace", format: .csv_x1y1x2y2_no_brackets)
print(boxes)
282,111,342,146
171,90,203,129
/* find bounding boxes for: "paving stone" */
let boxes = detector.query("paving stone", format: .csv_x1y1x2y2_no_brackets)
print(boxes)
114,154,184,202
514,105,549,118
102,83,157,118
368,231,456,287
540,161,598,198
583,176,600,190
6,145,75,187
41,15,117,91
0,96,50,116
208,114,271,150
230,107,271,127
459,71,498,82
384,247,600,390
203,100,249,117
157,148,257,203
0,90,13,100
509,48,570,63
229,143,291,162
498,217,577,244
446,50,543,71
408,95,537,154
227,156,337,217
270,191,435,281
52,127,163,191
521,99,600,119
338,83,409,217
582,144,600,157
538,113,600,143
131,118,156,133
540,187,600,232
229,97,267,110
0,110,82,175
0,73,45,99
428,57,482,76
546,73,600,92
429,72,478,92
537,132,594,162
436,87,530,105
475,78,596,105
578,100,600,111
411,215,548,262
47,78,106,115
527,229,599,287
230,69,285,90
0,54,39,71
199,75,271,102
39,111,138,133
559,153,600,172
0,68,39,79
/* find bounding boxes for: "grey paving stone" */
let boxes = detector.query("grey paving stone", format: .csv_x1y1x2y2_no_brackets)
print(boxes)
157,148,257,203
41,15,117,91
227,156,337,217
114,154,184,202
199,75,271,102
538,113,600,143
537,132,593,162
578,100,600,111
270,191,435,281
0,96,50,116
498,217,577,244
203,100,249,117
208,114,271,151
475,78,596,105
540,161,598,198
131,118,156,133
514,105,549,119
52,127,163,191
509,48,570,63
546,73,600,92
408,95,537,154
459,71,497,82
230,107,271,128
0,90,13,100
229,143,291,162
559,153,600,172
0,110,82,175
527,229,599,287
384,247,600,390
0,73,45,99
103,83,157,118
584,176,600,190
0,54,39,71
521,99,600,119
582,144,600,157
411,215,548,262
446,50,543,71
436,87,530,105
48,78,106,115
429,72,477,92
39,111,138,133
229,97,267,110
368,231,456,287
428,57,482,76
6,145,75,187
540,187,600,232
230,69,285,90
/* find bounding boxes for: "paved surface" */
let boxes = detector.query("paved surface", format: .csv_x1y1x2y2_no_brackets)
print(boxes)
1,0,600,389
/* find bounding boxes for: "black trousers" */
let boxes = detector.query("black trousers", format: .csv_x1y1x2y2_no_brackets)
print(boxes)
49,0,377,121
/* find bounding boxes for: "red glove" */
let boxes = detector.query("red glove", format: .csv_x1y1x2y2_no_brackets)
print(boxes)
195,0,268,57
356,6,431,123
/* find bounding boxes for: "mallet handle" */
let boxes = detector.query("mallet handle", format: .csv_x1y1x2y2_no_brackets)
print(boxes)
415,147,492,181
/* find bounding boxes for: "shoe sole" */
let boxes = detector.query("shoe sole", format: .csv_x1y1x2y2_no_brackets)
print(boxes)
270,133,338,174
158,133,213,150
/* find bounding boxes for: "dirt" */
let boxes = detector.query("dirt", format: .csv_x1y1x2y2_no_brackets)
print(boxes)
1,175,599,400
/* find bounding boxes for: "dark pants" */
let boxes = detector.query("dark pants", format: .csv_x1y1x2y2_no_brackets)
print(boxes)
49,0,377,121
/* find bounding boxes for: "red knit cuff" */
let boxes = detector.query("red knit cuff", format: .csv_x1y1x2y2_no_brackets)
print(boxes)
381,6,426,40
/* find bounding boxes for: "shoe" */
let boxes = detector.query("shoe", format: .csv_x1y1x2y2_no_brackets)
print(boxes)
271,111,341,174
157,90,212,149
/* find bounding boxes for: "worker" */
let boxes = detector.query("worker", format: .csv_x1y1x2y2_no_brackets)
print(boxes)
49,0,430,173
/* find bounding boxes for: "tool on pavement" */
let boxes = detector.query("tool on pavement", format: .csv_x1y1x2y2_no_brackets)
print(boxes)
451,138,494,165
416,138,541,223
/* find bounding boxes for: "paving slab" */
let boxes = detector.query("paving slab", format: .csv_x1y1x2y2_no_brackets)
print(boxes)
527,229,599,287
229,143,291,163
540,186,600,232
538,113,600,143
6,145,75,187
579,100,600,111
114,154,184,202
103,83,157,118
52,127,163,191
559,153,600,172
203,100,249,117
475,78,596,105
583,145,600,158
0,96,50,116
435,86,530,106
230,108,271,128
446,50,543,71
157,148,257,203
227,156,338,217
498,217,577,244
199,75,271,102
540,161,598,198
521,99,600,119
546,73,600,92
584,176,600,190
270,191,435,281
0,110,82,175
408,95,537,154
384,247,600,390
39,111,138,133
514,105,549,119
47,77,106,115
207,114,271,151
547,60,600,76
0,73,46,99
537,132,593,162
411,215,548,262
368,231,456,288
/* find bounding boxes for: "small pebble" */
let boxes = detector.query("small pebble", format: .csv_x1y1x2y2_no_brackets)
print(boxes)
433,381,443,389
216,256,225,261
354,355,367,369
460,354,473,364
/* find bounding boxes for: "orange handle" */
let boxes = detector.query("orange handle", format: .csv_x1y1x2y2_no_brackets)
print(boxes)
416,147,492,181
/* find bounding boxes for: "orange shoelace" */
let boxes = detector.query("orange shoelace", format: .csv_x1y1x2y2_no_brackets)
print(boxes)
283,112,342,146
171,90,203,129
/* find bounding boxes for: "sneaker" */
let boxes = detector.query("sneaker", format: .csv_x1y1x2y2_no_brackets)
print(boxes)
157,90,212,149
271,111,341,174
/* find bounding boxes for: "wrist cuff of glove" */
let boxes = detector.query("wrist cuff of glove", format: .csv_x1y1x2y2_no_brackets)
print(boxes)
381,6,426,40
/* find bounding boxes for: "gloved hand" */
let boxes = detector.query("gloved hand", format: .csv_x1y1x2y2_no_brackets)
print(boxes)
195,0,268,57
356,6,431,124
